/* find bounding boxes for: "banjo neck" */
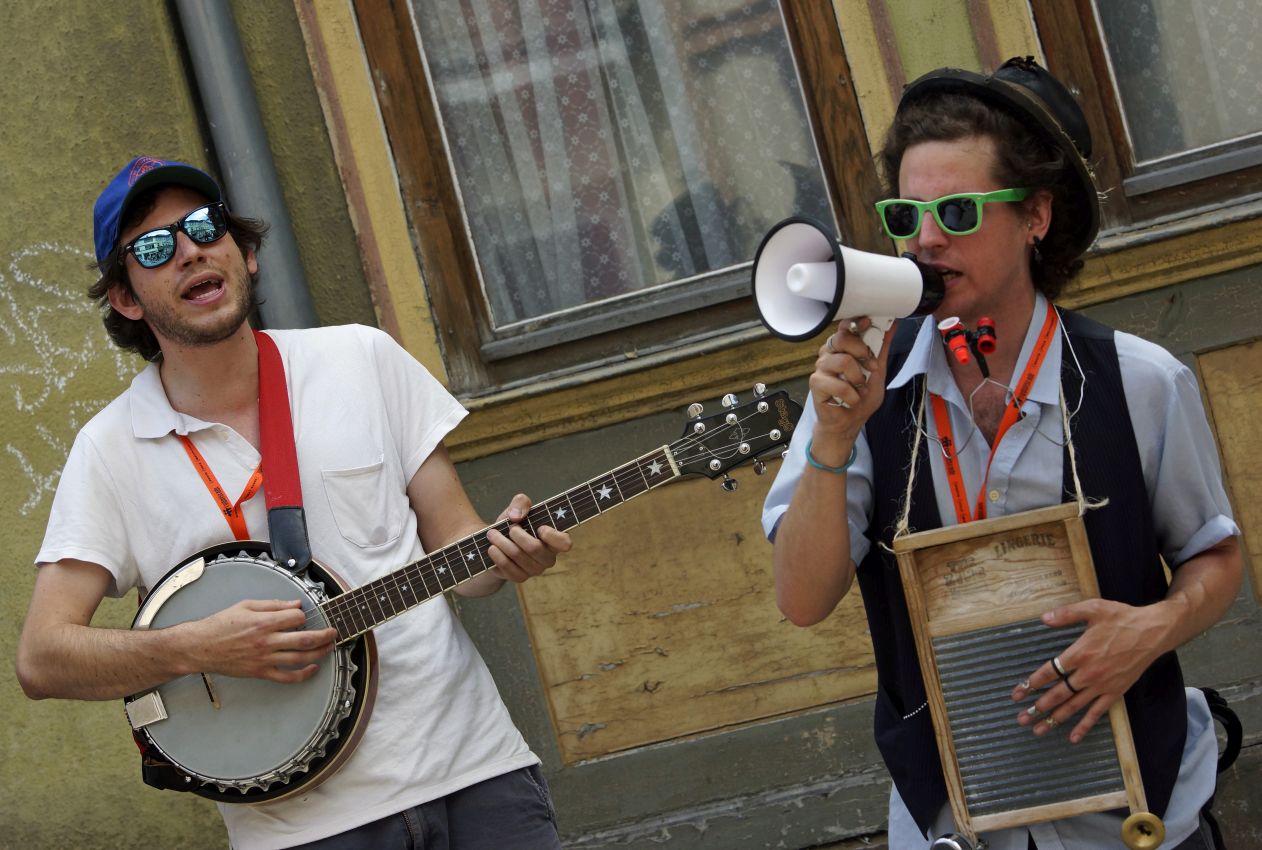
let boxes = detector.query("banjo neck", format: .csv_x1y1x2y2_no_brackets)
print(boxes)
320,446,680,643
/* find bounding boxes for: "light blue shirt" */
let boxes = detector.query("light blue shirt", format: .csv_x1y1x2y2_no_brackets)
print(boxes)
762,293,1238,848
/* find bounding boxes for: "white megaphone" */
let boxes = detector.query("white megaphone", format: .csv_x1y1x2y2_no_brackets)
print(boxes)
752,216,945,361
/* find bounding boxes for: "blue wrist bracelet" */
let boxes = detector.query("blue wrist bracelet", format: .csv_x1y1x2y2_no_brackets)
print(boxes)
806,438,857,473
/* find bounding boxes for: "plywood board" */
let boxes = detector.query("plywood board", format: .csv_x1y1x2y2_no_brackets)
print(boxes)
518,462,875,763
1198,339,1262,603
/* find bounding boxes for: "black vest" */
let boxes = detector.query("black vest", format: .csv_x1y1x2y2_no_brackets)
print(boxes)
858,310,1187,834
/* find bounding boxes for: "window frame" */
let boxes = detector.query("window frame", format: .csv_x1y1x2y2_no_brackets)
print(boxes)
1030,0,1262,231
353,0,884,396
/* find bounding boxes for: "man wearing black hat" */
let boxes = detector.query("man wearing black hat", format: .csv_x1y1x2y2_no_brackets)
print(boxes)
763,58,1241,849
17,157,571,849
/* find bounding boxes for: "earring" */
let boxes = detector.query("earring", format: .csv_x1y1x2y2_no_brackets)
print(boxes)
1032,235,1043,265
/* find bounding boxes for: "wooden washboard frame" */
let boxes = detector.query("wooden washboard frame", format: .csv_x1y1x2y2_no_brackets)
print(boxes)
891,502,1162,847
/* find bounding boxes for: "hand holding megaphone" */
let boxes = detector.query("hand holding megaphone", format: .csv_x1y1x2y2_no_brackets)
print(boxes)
751,216,945,366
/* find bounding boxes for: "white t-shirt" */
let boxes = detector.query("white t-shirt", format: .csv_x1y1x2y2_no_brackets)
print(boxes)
37,325,538,850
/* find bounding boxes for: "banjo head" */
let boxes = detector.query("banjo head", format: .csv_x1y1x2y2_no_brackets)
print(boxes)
129,546,373,801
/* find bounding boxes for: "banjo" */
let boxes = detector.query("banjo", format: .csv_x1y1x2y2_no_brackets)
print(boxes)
124,387,801,803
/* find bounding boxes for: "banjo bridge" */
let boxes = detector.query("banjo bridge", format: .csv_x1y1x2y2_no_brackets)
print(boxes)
201,674,221,710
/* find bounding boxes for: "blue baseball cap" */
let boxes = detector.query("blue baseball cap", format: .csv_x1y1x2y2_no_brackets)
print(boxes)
93,156,223,263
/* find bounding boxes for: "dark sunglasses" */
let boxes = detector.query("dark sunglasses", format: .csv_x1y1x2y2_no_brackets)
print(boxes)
874,188,1031,239
122,203,229,269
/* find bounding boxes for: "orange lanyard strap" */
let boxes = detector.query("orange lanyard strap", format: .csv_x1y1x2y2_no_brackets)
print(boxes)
932,302,1059,523
930,395,974,523
178,435,262,540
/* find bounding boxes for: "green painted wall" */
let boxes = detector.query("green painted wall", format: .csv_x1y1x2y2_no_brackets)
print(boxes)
0,2,369,847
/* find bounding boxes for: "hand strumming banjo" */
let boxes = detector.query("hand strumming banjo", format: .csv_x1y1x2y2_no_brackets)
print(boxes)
124,387,802,803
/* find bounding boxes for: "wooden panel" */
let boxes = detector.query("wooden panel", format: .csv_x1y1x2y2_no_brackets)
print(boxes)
1198,339,1262,604
892,504,1144,841
518,461,875,763
893,504,1088,636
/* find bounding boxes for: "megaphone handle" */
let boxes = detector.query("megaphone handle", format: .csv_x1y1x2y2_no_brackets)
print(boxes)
858,316,894,378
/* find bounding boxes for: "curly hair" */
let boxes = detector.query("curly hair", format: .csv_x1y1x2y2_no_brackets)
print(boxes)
878,92,1086,301
88,187,269,361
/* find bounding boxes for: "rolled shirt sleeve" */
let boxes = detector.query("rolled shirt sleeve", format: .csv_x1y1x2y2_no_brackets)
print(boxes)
1117,332,1239,568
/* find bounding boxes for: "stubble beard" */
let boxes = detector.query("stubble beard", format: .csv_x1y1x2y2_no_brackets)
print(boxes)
139,270,255,350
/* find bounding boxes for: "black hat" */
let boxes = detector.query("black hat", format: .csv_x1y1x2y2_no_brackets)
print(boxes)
899,56,1099,257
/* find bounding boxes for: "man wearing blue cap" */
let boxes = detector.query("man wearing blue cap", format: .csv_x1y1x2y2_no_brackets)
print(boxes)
17,156,571,849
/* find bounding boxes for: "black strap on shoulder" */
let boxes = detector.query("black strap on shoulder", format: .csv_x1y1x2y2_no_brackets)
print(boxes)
1201,686,1243,773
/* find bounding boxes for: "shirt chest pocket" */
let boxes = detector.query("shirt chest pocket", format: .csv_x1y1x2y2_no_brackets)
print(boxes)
320,454,406,548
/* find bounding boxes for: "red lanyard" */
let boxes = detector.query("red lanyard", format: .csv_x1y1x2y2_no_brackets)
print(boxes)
930,302,1058,523
179,434,262,540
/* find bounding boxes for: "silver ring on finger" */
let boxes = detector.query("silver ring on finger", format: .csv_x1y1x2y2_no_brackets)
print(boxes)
1051,656,1068,678
825,336,837,354
826,396,849,408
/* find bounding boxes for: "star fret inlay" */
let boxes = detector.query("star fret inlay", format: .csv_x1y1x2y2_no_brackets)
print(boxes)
553,506,568,520
647,459,663,476
597,484,612,500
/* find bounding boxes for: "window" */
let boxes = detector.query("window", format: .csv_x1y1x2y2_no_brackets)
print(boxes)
1032,0,1262,227
355,0,876,394
1095,0,1262,192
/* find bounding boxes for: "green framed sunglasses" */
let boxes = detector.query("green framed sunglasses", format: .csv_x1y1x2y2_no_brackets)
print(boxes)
874,188,1031,239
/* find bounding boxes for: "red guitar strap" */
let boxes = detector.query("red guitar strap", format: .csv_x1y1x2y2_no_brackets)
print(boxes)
254,329,311,573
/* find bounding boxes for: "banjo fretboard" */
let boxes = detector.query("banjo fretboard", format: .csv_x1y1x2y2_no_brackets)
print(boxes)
320,447,678,641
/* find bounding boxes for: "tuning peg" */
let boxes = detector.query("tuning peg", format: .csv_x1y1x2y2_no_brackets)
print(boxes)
721,393,738,408
721,475,739,492
687,402,704,418
753,460,767,475
753,382,767,397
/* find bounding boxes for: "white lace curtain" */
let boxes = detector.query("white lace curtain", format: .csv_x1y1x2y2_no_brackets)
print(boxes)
1096,0,1262,164
414,0,829,327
